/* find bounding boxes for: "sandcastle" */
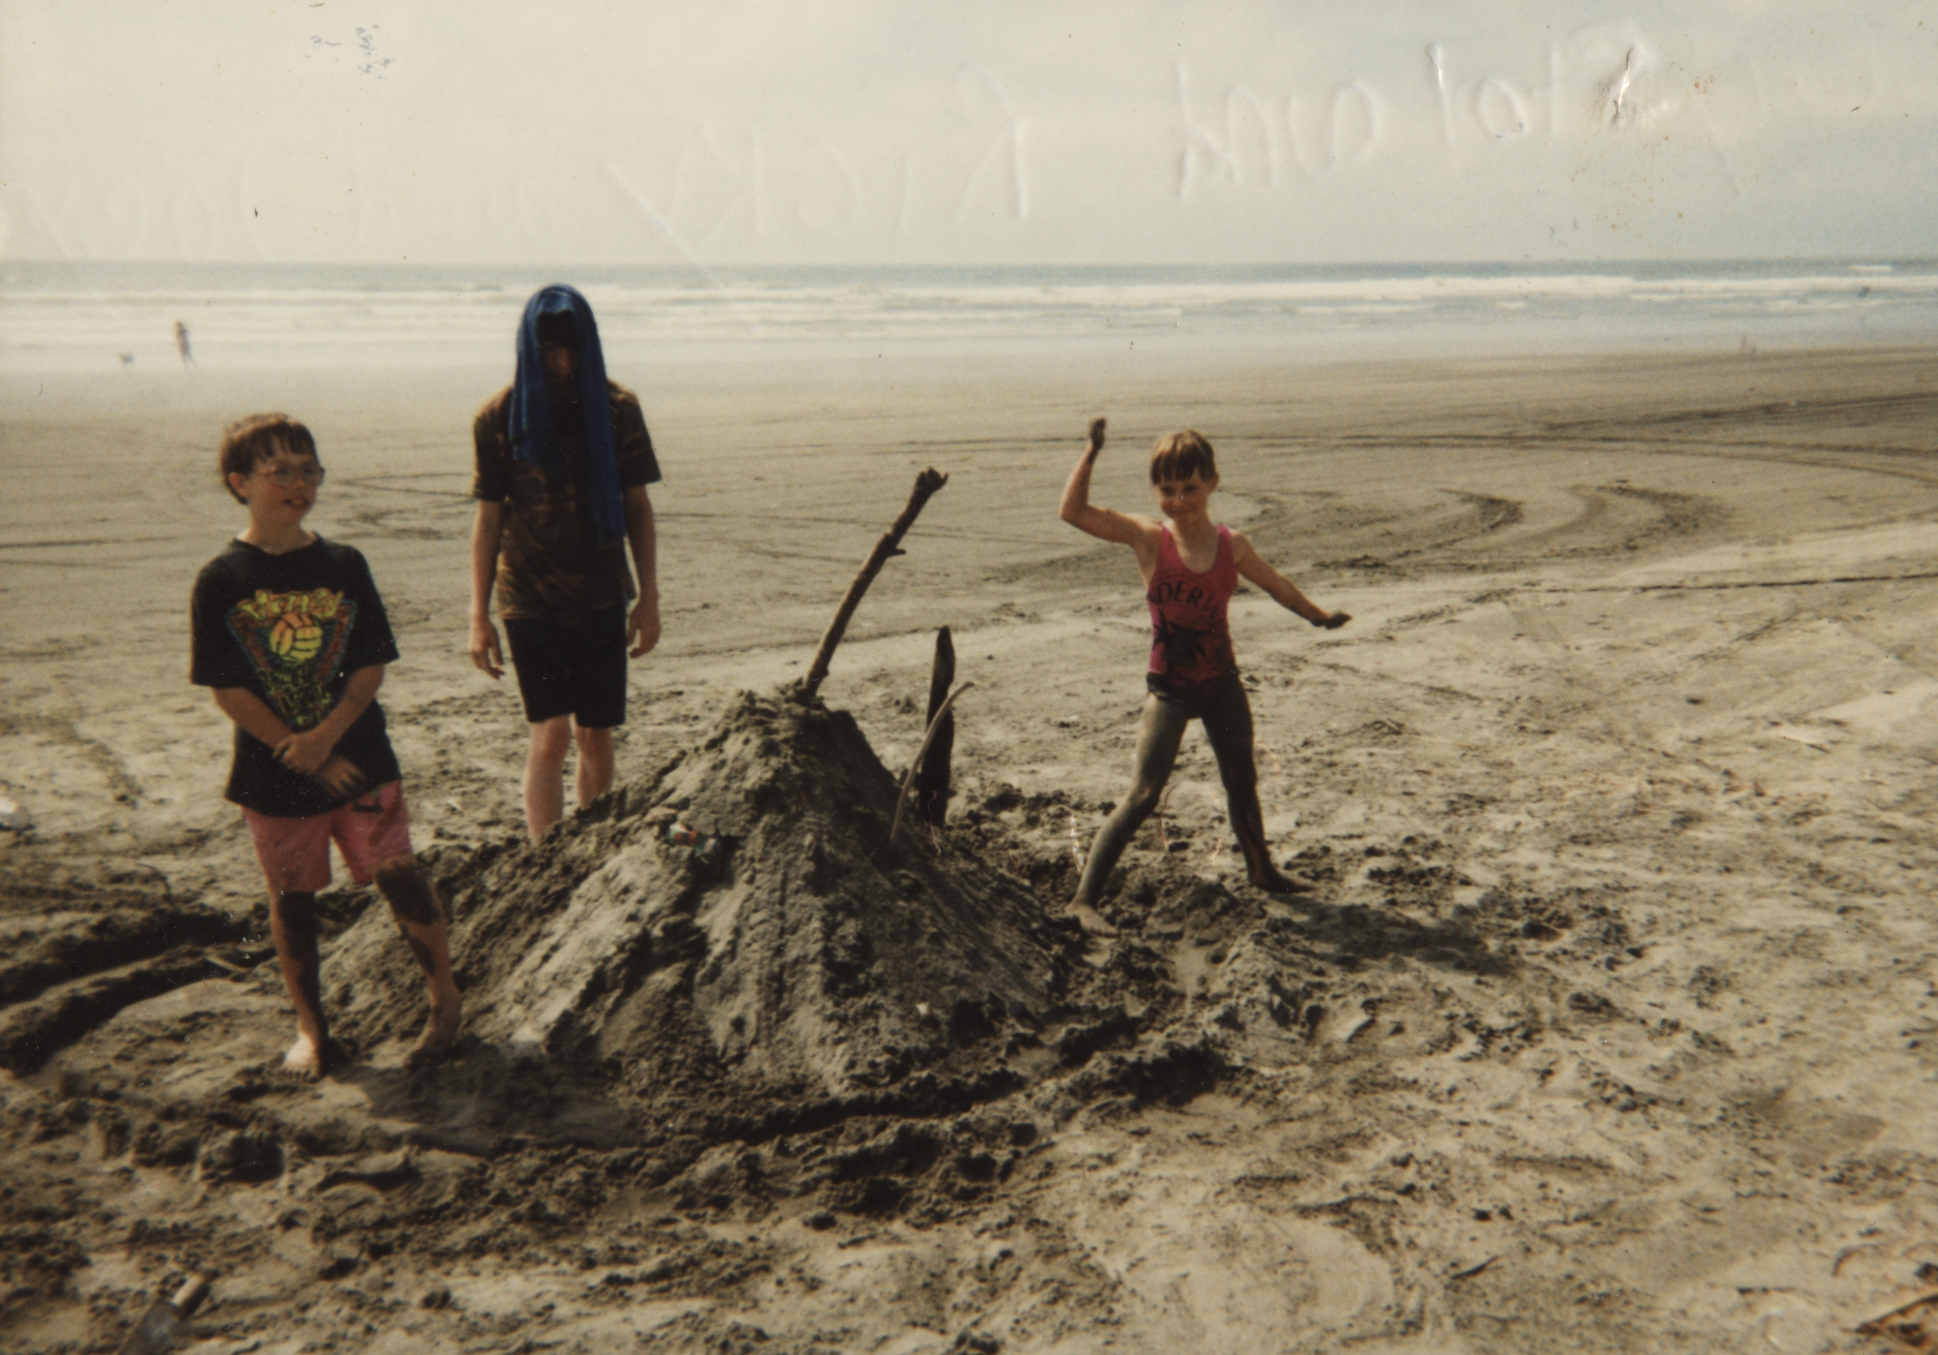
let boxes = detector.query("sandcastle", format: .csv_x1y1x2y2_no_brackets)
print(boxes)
328,688,1080,1124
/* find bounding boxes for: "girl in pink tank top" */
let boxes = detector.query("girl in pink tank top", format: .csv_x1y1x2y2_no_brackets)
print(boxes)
1057,420,1352,937
1147,522,1239,690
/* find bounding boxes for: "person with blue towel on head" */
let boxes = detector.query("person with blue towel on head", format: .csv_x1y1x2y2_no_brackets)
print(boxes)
467,285,662,839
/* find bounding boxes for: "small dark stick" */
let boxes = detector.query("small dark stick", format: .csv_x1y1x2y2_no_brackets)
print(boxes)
889,682,974,843
798,468,948,700
915,627,956,828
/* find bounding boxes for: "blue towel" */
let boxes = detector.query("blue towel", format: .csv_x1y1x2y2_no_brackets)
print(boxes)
507,285,624,545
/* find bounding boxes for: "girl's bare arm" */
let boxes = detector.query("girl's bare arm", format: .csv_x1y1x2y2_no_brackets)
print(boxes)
1232,531,1350,628
1058,418,1161,561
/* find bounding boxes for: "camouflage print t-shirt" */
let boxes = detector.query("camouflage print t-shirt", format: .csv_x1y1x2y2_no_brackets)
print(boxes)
472,381,661,624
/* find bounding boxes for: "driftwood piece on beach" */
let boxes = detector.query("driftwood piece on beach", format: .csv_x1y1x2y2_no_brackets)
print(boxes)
797,468,949,701
889,681,974,844
1855,1291,1938,1347
915,627,956,829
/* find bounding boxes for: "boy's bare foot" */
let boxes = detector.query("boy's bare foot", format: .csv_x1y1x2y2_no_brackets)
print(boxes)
1068,902,1119,938
403,996,461,1070
1249,868,1314,896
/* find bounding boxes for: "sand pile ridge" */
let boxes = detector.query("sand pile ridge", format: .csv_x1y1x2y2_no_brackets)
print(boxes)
331,688,1082,1124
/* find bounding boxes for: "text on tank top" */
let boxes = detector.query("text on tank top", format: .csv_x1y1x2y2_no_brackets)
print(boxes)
1147,523,1238,685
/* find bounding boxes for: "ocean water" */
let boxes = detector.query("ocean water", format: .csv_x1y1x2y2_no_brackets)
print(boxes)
2,260,1935,373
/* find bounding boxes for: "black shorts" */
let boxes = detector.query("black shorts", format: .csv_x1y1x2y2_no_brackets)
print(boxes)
1146,668,1247,724
504,605,627,727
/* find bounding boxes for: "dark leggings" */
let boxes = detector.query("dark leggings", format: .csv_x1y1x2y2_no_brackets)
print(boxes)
1072,672,1274,907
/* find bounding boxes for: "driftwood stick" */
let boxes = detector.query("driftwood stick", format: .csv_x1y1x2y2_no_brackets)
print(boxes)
1855,1291,1938,1338
798,468,949,700
915,627,956,829
889,681,974,844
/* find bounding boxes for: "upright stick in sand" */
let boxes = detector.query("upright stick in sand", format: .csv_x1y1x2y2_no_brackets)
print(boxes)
915,626,956,829
889,680,974,844
798,468,948,700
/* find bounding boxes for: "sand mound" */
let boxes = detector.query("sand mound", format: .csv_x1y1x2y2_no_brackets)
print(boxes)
331,690,1080,1125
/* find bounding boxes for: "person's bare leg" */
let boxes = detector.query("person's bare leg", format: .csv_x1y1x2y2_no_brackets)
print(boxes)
371,855,461,1068
1070,694,1190,936
268,887,333,1078
523,715,572,838
573,722,616,809
1201,676,1301,893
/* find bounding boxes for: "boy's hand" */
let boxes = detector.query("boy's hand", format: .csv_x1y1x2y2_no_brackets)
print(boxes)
1314,611,1352,630
469,616,504,679
313,755,369,799
275,727,338,776
1087,417,1106,457
628,596,661,658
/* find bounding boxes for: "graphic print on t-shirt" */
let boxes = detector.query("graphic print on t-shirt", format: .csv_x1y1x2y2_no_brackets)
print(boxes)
225,586,355,729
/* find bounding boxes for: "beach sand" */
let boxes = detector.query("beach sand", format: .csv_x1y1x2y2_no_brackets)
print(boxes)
5,345,1938,1352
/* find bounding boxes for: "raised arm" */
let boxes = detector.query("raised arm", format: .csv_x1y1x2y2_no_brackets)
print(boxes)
1231,531,1350,629
1059,418,1160,559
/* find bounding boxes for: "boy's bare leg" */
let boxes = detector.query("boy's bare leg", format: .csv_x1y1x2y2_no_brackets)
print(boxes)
573,723,616,809
268,888,334,1079
523,715,573,838
1071,695,1191,937
1201,677,1302,894
371,855,461,1068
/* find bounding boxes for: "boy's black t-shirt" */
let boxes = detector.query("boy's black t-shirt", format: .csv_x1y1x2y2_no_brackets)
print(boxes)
190,536,403,818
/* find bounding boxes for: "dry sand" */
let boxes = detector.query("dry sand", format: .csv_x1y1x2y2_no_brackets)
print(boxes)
4,345,1938,1352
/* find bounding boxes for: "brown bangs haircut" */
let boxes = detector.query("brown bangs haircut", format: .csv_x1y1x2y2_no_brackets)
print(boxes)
1149,429,1217,485
219,413,318,503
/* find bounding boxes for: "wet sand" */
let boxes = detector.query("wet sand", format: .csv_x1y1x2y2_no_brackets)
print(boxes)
5,345,1938,1352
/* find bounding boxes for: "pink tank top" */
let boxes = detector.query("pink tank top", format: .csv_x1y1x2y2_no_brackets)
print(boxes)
1147,524,1238,686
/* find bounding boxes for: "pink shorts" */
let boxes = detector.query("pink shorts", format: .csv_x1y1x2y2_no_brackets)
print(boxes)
242,782,413,893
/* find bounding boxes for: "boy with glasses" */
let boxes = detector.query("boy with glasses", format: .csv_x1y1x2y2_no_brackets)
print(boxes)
190,413,460,1078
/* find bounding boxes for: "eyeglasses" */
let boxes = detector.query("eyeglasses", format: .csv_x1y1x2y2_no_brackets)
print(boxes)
257,464,327,487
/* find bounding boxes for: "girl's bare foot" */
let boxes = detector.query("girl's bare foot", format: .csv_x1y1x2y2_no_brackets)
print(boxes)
403,995,461,1070
282,1033,328,1080
1068,902,1119,938
1249,868,1313,896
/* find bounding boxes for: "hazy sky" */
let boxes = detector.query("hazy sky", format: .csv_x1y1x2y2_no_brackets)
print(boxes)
5,2,1935,266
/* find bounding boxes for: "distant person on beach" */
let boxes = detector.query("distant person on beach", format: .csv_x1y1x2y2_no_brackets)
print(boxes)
174,320,194,366
191,413,461,1078
1057,418,1350,936
468,285,661,839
